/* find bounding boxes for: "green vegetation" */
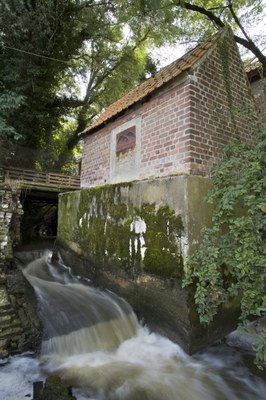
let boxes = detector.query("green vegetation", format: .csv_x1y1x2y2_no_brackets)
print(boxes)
184,118,266,368
1,1,265,172
150,0,266,67
1,0,265,364
0,0,160,171
139,204,183,277
59,185,184,276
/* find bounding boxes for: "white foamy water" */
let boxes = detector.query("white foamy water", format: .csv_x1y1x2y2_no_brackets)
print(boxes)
1,328,265,400
0,251,265,400
0,354,42,400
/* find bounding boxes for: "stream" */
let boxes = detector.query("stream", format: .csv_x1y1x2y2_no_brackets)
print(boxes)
0,250,265,400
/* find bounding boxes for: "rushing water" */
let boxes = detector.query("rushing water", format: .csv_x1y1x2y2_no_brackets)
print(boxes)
0,251,265,400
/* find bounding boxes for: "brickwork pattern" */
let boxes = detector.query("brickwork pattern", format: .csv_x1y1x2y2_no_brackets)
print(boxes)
184,31,255,174
139,79,191,178
81,129,111,187
81,29,255,187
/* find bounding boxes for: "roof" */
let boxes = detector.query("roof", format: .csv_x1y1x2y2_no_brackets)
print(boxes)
80,28,226,137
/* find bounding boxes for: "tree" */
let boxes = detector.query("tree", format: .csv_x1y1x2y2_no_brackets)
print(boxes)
0,0,157,171
151,0,266,67
0,0,84,167
0,87,24,140
183,111,266,368
1,1,265,172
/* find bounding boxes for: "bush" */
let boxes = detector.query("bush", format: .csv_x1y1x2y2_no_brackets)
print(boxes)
183,121,266,368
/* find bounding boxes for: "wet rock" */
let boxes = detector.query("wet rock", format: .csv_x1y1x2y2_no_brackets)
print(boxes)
0,270,42,358
226,317,266,352
0,185,44,359
33,381,44,399
0,184,22,272
35,376,76,400
6,272,25,294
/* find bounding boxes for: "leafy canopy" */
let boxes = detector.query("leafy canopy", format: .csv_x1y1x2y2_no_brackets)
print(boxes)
0,0,160,170
0,0,265,172
150,0,266,66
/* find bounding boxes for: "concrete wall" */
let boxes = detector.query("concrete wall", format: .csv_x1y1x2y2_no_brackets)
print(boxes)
58,175,239,353
81,28,255,188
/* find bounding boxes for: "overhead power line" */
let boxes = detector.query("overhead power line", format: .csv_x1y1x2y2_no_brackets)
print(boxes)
3,44,71,65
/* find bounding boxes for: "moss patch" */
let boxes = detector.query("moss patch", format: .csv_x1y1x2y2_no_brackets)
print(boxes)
139,204,183,277
58,184,184,278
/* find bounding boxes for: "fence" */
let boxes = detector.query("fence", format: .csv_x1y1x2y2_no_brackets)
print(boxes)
2,166,80,190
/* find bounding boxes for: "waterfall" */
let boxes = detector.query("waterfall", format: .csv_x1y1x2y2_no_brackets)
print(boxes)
3,250,264,400
22,251,138,357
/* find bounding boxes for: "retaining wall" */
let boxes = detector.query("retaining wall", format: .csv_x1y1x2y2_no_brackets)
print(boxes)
0,180,41,358
58,175,240,353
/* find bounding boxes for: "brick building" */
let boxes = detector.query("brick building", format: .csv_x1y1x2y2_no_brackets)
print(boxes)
80,27,255,188
58,27,258,350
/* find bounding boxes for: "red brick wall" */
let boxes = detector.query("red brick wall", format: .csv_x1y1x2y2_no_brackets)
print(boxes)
81,128,111,186
81,29,255,187
81,109,142,187
140,79,192,178
183,28,255,175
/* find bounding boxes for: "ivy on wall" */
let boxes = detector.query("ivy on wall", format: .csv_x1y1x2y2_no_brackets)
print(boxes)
183,118,266,368
217,37,238,132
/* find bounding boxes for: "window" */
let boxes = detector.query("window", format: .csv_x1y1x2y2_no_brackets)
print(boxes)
116,126,136,154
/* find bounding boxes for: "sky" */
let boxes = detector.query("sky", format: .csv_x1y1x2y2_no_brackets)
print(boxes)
152,2,266,69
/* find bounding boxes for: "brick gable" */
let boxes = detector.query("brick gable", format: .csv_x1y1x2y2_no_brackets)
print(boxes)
81,27,255,188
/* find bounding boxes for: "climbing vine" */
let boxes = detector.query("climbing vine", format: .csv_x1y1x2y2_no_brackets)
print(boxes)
217,37,237,131
183,119,266,368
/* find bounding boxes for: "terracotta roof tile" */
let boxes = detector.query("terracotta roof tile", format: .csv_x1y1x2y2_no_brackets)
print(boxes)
81,29,224,136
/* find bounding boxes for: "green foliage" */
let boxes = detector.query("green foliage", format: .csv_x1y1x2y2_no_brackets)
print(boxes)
0,88,24,140
183,117,266,367
253,328,266,369
0,0,85,157
0,0,159,170
150,1,266,65
0,0,265,171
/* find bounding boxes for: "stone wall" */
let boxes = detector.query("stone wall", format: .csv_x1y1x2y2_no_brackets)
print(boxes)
0,182,22,270
0,180,42,358
58,175,240,353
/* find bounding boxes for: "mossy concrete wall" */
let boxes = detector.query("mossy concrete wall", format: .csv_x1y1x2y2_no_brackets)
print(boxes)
57,175,239,353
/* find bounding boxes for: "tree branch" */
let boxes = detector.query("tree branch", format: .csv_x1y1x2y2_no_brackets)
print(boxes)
48,97,85,109
227,1,252,43
172,1,266,68
175,1,225,29
233,35,266,67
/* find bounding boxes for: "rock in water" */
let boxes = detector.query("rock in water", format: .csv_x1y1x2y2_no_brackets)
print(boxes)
37,376,76,400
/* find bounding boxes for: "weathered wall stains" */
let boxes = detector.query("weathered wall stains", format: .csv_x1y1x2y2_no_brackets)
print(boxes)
58,179,185,276
58,175,240,353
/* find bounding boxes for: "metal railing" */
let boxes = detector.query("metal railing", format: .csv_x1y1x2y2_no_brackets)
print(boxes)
2,166,80,190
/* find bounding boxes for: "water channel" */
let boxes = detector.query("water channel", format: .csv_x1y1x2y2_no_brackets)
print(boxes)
0,250,265,399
